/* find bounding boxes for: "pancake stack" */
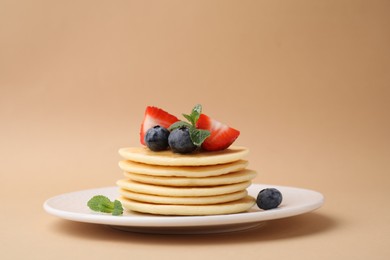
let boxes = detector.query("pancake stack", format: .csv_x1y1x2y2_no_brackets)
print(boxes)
116,146,257,215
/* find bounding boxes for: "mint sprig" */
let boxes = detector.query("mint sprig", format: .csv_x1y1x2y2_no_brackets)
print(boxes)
169,121,192,130
87,195,123,216
189,126,210,146
183,104,202,125
169,104,210,147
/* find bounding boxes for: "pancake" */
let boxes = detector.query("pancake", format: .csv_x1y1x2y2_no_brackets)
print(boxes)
118,146,249,166
119,196,256,215
119,189,248,205
123,169,257,187
118,159,248,177
116,179,251,197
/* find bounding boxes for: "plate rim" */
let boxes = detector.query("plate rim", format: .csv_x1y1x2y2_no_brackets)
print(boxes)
43,184,324,228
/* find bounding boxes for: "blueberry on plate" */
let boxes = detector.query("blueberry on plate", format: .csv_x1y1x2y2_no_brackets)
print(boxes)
144,125,170,151
256,188,283,210
168,126,197,154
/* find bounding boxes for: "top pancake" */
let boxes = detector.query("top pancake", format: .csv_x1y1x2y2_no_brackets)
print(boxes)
118,146,249,166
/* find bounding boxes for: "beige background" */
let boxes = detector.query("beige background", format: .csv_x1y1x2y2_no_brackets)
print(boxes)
1,0,389,259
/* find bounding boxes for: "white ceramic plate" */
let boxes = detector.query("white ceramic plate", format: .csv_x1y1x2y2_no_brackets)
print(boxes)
43,184,324,234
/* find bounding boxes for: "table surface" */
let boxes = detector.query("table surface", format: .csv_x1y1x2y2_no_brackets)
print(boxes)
1,1,389,259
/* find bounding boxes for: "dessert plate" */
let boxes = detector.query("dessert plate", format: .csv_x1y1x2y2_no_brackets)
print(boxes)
43,184,324,234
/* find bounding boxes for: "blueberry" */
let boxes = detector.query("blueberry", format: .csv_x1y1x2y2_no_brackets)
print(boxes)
144,125,170,151
168,126,197,154
256,188,283,210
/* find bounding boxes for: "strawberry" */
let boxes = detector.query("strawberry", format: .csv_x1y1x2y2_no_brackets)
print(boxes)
196,113,240,151
140,106,179,145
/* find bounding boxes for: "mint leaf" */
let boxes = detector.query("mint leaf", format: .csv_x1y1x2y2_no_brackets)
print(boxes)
189,127,210,146
112,200,124,216
182,104,202,127
87,195,111,211
169,121,192,131
192,104,202,115
192,104,202,125
183,114,195,125
87,195,123,216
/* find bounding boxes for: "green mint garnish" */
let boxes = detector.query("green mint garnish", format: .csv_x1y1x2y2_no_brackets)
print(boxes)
169,121,192,131
112,200,124,216
183,104,202,126
169,104,210,147
87,195,123,216
189,127,210,146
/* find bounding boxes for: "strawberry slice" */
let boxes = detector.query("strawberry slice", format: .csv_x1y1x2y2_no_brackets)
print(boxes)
140,106,179,145
196,113,240,151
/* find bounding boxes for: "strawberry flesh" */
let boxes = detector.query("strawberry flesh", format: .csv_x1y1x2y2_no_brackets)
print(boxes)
140,106,179,145
196,113,240,151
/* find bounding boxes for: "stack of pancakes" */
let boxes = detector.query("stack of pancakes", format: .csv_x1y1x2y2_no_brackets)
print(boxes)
116,146,257,215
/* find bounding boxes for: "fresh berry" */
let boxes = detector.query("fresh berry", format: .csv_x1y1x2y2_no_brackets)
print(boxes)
168,126,197,154
140,106,179,145
256,188,283,210
144,125,170,151
196,113,240,151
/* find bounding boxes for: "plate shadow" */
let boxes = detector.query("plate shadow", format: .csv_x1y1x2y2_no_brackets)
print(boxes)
48,212,338,244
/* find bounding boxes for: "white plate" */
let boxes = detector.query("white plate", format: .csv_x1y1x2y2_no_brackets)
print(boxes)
43,184,324,234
